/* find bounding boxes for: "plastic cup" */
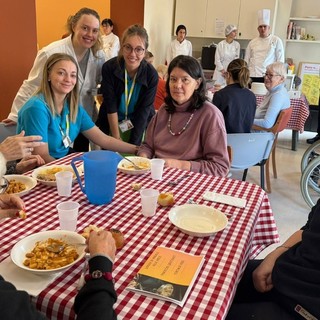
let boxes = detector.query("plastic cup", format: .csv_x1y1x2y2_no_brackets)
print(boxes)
56,201,80,231
55,171,73,197
140,188,159,217
150,159,165,180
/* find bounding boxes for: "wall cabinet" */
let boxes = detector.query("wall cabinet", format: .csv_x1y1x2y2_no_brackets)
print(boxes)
174,0,278,39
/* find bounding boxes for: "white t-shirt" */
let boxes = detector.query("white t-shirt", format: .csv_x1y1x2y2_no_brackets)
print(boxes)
166,39,193,64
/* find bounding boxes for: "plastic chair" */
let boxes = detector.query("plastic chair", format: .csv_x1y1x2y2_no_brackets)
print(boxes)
0,123,17,143
227,132,275,191
252,107,293,193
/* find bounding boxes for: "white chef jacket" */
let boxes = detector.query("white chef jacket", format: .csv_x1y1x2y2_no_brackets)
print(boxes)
166,39,193,65
245,34,284,77
212,39,240,86
9,35,105,122
101,32,120,61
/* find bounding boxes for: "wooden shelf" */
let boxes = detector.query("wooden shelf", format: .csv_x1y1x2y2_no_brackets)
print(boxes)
290,17,320,22
286,40,320,44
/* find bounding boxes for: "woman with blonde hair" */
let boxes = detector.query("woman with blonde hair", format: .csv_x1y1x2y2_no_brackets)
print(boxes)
17,53,137,163
212,58,256,133
5,7,105,152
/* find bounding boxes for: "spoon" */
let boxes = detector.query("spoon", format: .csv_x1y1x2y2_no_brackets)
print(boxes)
46,242,86,253
116,152,142,170
168,174,190,186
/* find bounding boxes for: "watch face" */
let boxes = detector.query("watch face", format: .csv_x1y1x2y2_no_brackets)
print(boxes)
92,270,103,279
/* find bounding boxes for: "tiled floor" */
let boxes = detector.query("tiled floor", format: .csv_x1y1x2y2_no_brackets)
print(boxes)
229,129,316,258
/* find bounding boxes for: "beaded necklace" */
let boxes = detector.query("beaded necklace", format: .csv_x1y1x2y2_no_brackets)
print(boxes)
167,110,196,136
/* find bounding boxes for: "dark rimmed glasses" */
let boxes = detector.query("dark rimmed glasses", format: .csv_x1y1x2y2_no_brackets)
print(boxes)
122,44,145,56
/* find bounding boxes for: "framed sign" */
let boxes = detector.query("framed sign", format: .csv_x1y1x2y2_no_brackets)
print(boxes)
298,62,320,105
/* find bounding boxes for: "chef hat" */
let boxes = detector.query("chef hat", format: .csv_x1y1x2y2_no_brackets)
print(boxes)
225,24,237,36
258,9,270,26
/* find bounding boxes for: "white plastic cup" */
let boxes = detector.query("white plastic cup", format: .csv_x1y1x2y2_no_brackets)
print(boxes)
140,188,159,217
56,201,80,231
150,159,165,180
55,171,73,197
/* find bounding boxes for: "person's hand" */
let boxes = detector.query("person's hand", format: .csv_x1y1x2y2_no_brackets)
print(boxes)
1,119,17,126
15,155,46,174
163,158,191,171
0,131,43,161
0,194,25,219
86,230,116,262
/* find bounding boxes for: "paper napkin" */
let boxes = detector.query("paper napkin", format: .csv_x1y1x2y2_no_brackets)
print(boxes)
203,191,246,208
0,256,60,296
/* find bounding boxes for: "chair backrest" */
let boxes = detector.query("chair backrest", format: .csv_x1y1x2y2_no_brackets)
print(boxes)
0,123,17,143
269,107,293,134
227,132,275,170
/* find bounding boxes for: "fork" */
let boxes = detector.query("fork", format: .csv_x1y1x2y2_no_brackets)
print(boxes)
116,152,141,170
168,174,190,186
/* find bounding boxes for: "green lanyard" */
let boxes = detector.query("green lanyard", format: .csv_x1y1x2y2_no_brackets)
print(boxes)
59,114,70,146
124,69,137,120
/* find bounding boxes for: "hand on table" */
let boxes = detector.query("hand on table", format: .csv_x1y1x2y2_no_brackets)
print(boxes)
0,194,25,219
15,155,45,174
163,158,191,171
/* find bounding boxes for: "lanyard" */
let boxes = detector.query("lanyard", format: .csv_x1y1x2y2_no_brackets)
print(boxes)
59,114,70,140
124,69,137,120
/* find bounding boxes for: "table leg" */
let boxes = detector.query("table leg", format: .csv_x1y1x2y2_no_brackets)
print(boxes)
292,130,298,151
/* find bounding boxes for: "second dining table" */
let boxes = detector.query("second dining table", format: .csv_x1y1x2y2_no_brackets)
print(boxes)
0,153,279,320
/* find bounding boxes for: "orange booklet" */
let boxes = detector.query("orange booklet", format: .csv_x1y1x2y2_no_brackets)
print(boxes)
127,246,205,307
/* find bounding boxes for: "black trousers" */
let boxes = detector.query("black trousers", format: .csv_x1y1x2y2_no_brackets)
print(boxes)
225,260,303,320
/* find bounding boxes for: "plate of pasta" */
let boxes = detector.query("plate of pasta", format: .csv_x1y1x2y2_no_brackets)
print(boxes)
3,175,37,197
118,156,151,175
10,230,86,275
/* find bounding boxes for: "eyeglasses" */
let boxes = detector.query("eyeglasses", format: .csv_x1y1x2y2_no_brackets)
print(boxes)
122,44,145,56
263,73,281,79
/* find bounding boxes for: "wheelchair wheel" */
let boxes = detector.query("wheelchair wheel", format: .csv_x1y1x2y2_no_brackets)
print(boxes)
301,139,320,172
300,157,320,207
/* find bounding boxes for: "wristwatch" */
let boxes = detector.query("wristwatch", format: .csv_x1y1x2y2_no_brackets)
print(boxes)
84,270,113,282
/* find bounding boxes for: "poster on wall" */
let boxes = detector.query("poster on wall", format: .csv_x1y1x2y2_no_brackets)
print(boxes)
298,62,320,106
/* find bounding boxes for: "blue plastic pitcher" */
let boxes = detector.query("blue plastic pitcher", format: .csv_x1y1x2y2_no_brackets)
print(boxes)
71,150,121,205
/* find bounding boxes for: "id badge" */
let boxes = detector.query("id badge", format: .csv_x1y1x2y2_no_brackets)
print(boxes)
119,119,134,133
63,135,72,148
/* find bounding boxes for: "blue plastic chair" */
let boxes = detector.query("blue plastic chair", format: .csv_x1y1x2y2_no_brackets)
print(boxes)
227,132,275,191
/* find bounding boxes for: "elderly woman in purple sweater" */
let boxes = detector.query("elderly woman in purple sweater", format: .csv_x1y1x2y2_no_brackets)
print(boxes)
138,55,229,176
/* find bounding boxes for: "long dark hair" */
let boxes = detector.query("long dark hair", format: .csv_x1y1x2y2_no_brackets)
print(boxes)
164,55,206,113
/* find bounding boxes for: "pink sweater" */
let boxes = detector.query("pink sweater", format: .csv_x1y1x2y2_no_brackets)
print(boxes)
139,100,229,176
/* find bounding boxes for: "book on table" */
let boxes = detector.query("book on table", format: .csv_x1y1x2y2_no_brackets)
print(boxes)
126,246,205,307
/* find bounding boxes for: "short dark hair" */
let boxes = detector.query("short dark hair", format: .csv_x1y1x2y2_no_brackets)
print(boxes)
165,55,206,113
175,24,187,35
102,18,113,27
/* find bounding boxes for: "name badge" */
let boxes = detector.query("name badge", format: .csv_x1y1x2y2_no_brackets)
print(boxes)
62,135,72,148
119,119,134,133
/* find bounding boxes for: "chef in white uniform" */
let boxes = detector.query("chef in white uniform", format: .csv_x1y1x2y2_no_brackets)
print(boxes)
212,24,240,86
166,25,192,65
245,9,284,83
101,18,120,61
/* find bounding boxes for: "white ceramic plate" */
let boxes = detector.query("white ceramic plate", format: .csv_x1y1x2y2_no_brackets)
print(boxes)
168,204,228,237
32,165,82,187
118,156,151,175
3,175,37,197
11,230,86,275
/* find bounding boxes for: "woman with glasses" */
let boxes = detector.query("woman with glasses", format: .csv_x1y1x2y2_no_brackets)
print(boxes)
96,24,158,145
253,62,290,129
138,55,229,177
4,8,105,152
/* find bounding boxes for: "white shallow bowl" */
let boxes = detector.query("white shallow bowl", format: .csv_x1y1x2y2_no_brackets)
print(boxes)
11,230,86,275
3,175,37,196
118,156,151,175
168,204,228,237
32,165,81,187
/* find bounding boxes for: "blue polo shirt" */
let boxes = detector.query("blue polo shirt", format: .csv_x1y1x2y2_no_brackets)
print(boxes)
17,95,94,158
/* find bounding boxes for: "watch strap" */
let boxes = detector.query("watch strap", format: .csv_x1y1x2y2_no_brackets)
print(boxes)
84,270,113,282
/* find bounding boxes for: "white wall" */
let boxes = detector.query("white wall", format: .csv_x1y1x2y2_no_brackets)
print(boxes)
144,0,175,66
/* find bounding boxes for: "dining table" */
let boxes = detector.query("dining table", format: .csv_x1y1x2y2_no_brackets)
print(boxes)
256,94,310,151
0,153,279,320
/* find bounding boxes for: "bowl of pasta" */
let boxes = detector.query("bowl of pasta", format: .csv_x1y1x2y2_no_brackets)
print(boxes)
117,156,151,175
32,165,82,187
11,230,86,275
2,175,37,196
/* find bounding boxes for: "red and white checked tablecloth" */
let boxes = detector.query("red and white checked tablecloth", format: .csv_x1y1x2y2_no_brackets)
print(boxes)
256,94,310,133
0,153,279,320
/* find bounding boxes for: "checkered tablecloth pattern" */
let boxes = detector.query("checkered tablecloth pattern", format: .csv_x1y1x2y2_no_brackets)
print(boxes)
0,153,279,320
256,94,310,133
